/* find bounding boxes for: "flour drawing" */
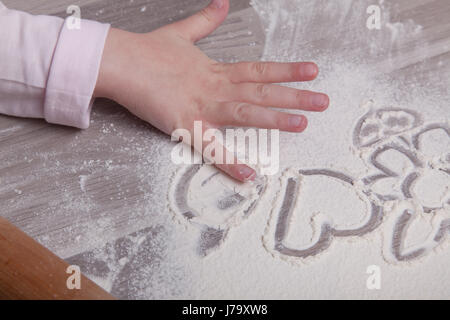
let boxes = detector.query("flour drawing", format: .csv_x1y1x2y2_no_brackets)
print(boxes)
169,164,267,256
265,169,383,259
356,106,449,262
168,105,449,263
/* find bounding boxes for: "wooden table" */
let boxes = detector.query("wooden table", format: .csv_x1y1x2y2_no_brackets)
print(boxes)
1,0,449,299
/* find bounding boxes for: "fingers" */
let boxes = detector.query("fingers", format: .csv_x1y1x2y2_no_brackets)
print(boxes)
230,83,329,111
171,0,229,43
224,61,319,84
191,125,257,182
215,163,257,182
181,121,256,182
205,138,256,182
218,102,308,132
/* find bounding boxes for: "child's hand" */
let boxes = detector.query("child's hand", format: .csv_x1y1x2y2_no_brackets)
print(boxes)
94,0,329,182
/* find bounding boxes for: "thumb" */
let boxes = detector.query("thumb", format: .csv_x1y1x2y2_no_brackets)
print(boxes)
172,0,229,43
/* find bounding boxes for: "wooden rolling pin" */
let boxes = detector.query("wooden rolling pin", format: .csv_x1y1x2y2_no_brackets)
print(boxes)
0,217,115,300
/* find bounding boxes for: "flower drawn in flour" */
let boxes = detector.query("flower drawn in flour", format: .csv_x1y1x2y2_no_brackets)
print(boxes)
355,108,450,261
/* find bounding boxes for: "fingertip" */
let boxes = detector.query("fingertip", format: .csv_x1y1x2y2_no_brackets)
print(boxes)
287,115,308,132
300,62,319,80
322,94,330,110
176,0,229,43
238,165,256,182
210,0,230,13
302,115,308,128
311,93,329,111
309,62,319,77
246,172,257,182
298,115,308,132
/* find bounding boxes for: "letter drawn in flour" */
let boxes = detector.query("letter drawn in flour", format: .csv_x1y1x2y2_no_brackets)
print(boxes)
169,164,267,256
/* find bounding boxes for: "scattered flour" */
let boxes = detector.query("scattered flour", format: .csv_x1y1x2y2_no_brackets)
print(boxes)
55,0,450,298
173,0,449,299
2,0,448,299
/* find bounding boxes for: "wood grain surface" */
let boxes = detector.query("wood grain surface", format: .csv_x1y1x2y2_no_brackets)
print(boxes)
0,0,449,299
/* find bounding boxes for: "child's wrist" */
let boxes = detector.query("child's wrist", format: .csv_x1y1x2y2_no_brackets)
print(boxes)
94,28,122,99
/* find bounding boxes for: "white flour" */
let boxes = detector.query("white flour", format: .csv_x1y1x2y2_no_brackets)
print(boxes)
169,164,264,230
14,0,448,299
168,0,449,298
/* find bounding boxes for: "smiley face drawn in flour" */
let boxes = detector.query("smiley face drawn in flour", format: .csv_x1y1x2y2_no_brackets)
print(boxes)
169,164,267,256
